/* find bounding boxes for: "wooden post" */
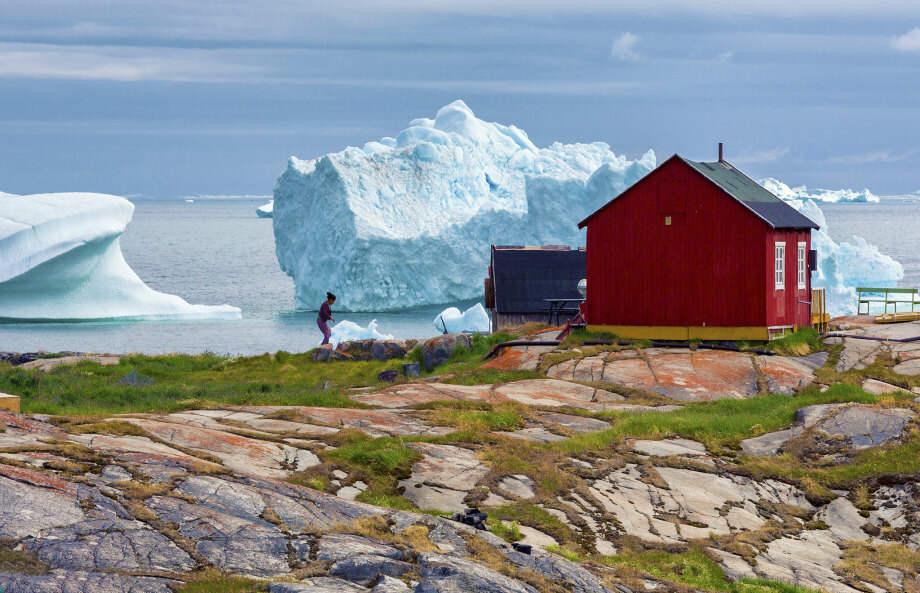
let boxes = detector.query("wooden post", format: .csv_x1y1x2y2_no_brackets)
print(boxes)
0,393,20,413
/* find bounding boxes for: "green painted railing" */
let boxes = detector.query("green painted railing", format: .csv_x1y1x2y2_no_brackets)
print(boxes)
856,287,919,315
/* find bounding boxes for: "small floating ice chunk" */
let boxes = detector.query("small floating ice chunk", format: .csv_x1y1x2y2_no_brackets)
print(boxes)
433,303,491,334
328,319,394,347
256,200,274,218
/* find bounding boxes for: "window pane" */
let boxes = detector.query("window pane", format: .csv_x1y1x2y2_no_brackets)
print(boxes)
797,243,806,288
775,243,785,289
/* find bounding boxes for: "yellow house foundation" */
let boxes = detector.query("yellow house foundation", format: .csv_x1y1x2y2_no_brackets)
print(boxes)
0,393,21,413
588,325,772,341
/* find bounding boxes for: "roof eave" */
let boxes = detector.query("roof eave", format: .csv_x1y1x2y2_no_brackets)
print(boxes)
679,156,820,232
579,154,682,228
776,223,821,231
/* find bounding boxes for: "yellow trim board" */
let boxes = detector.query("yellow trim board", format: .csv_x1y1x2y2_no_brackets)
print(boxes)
588,325,770,341
0,393,20,413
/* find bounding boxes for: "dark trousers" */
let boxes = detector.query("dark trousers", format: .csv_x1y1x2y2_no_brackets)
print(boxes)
317,318,331,345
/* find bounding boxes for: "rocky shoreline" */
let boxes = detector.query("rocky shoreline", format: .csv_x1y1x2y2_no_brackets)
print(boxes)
0,322,918,592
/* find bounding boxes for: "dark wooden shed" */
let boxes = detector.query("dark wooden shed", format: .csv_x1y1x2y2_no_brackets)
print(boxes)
578,153,819,340
485,245,585,331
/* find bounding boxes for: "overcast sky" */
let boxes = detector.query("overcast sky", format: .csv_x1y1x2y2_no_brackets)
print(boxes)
2,0,920,197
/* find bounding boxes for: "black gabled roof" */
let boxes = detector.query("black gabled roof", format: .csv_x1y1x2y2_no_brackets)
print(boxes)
579,154,819,231
681,158,819,230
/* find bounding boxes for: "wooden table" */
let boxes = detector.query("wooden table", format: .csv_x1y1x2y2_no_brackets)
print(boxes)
544,298,584,326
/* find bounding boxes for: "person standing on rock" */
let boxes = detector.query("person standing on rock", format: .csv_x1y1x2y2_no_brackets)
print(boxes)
317,292,336,345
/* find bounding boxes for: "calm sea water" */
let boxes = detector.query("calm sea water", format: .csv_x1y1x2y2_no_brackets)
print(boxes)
0,199,456,355
819,199,920,289
0,198,917,355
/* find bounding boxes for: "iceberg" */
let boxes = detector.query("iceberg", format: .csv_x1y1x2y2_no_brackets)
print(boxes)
0,192,242,321
328,319,393,348
791,200,903,316
256,200,274,218
273,100,655,312
761,178,879,204
757,180,902,315
433,303,491,334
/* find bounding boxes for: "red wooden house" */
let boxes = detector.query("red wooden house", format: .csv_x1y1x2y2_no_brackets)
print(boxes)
578,152,819,341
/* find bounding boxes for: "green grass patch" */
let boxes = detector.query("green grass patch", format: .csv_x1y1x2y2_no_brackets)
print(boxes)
415,332,542,386
440,368,541,386
833,350,920,391
175,573,268,593
562,328,622,347
431,404,526,433
0,542,48,575
426,333,525,379
538,344,630,375
602,547,730,591
489,520,523,543
837,540,920,587
412,399,494,411
481,440,575,496
487,503,577,546
762,327,824,356
546,544,583,562
325,432,419,476
319,431,422,510
0,329,535,417
55,419,150,437
601,547,823,593
355,490,417,510
305,476,329,492
555,383,883,455
545,382,917,491
733,579,826,593
0,351,400,416
452,332,516,359
409,332,514,368
744,431,920,488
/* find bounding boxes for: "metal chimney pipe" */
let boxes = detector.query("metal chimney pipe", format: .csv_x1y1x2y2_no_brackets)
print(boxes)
718,142,724,162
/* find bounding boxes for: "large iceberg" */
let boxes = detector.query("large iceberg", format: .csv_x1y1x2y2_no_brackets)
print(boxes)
273,100,655,311
0,192,241,321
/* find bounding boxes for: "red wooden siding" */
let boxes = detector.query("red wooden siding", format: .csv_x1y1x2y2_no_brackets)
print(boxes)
765,229,812,328
584,157,784,329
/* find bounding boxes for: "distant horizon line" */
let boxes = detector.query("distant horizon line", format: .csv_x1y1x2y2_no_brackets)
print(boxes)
155,194,272,201
6,191,919,203
138,193,920,203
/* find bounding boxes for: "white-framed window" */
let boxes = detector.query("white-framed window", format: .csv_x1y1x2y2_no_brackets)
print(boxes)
797,241,807,289
775,242,786,290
